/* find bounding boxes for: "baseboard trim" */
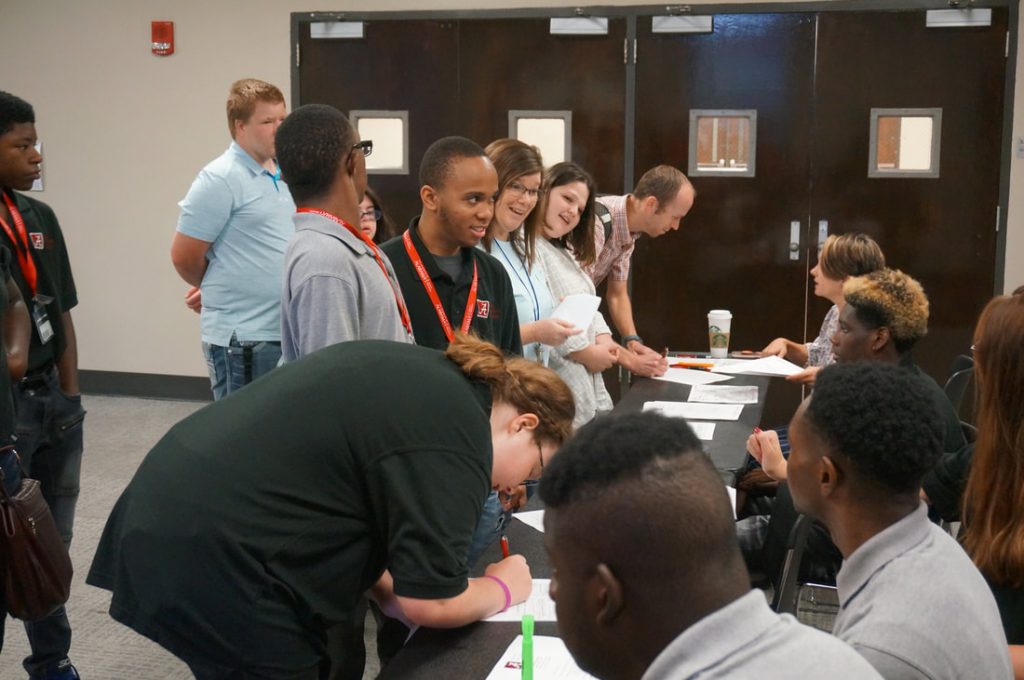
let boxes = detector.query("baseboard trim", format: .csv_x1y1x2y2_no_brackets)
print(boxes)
80,370,212,402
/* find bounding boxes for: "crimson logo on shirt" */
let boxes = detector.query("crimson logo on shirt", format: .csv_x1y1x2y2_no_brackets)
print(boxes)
29,233,44,250
476,300,491,318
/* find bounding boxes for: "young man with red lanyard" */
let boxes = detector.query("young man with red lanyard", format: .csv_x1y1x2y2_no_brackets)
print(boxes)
0,92,84,680
278,104,413,360
381,136,521,357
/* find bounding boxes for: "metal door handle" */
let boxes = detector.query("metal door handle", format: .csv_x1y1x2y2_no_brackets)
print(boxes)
818,220,829,255
789,220,801,261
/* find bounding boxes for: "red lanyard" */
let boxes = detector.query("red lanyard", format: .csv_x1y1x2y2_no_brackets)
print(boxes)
0,192,38,296
402,229,477,343
296,208,412,336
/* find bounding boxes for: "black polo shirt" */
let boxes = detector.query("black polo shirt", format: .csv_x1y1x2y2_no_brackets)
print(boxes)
381,219,522,355
0,246,15,442
0,190,77,372
88,340,493,670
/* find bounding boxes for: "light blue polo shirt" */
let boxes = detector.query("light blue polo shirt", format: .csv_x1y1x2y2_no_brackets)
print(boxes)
177,142,295,346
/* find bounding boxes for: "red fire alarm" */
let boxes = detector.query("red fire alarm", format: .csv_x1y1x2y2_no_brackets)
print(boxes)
152,21,174,56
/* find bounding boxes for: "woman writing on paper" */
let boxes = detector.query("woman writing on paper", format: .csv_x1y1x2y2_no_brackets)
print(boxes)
88,335,575,680
534,162,618,429
480,139,579,364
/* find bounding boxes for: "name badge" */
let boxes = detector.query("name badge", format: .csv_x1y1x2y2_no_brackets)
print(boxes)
31,295,54,345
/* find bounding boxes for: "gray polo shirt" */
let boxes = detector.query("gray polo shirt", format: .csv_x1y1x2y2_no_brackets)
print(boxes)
834,503,1012,679
281,211,414,361
642,590,882,679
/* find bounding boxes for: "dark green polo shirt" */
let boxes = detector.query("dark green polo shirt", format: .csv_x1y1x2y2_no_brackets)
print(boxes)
381,219,522,355
0,190,77,372
87,340,492,669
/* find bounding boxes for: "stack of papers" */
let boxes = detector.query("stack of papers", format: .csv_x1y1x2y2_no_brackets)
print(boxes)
486,579,556,622
652,367,733,386
642,401,744,421
688,384,759,404
710,355,803,377
486,635,597,679
550,294,601,331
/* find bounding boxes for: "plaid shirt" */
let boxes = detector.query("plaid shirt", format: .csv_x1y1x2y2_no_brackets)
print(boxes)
586,194,640,286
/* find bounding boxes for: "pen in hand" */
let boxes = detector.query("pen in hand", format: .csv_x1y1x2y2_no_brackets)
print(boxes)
501,534,510,559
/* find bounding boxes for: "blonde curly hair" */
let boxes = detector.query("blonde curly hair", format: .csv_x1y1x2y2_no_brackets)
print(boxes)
843,268,929,353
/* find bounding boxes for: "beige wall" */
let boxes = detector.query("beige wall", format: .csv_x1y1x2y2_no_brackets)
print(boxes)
1,0,1020,377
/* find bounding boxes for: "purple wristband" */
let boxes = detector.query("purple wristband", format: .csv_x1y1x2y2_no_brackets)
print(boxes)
484,575,512,612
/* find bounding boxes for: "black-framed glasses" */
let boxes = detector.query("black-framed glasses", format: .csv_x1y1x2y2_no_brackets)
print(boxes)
520,442,546,489
505,180,541,200
360,208,383,221
351,140,373,158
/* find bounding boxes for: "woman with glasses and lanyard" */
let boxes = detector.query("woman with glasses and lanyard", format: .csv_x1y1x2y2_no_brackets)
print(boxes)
480,139,580,365
88,334,574,680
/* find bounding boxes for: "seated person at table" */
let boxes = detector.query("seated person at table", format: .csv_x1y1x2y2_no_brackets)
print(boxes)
784,363,1012,679
762,232,885,385
538,412,883,680
951,293,1024,675
87,334,575,680
745,268,967,578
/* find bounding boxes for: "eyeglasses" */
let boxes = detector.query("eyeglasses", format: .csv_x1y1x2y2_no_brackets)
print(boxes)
505,180,541,200
351,140,373,158
520,442,546,489
360,208,383,221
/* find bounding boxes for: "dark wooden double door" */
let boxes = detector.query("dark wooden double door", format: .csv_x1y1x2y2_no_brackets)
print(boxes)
297,9,1008,396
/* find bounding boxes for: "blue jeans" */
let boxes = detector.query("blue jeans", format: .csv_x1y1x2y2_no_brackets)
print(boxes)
4,367,86,677
466,491,509,569
202,334,282,401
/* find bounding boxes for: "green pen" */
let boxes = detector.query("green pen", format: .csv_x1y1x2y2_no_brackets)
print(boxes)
521,614,534,680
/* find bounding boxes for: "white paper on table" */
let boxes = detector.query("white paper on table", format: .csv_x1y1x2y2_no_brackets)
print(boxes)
688,384,759,404
642,401,743,421
486,580,557,622
726,486,738,519
652,367,733,386
485,635,598,679
711,355,803,377
513,510,545,533
685,421,716,441
550,294,601,332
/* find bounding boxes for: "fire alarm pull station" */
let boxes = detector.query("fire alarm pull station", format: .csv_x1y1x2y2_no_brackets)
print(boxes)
152,21,174,56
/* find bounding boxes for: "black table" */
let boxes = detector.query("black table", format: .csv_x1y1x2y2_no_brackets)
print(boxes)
378,373,774,679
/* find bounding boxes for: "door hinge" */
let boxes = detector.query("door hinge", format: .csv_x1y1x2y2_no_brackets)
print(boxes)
295,42,301,68
634,38,638,64
623,38,628,64
996,205,1001,232
1007,31,1010,58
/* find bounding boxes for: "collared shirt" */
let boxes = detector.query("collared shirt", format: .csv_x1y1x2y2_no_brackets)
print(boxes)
643,589,881,680
0,189,77,372
281,211,414,362
587,194,639,286
381,219,522,355
177,142,295,345
834,503,1013,680
481,238,555,364
806,304,840,368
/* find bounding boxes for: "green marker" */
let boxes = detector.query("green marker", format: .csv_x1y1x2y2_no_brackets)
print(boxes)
521,614,534,680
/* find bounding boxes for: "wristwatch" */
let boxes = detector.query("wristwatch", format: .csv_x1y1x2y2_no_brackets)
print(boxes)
621,334,643,346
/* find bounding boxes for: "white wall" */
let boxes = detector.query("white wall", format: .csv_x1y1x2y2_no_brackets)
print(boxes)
1,0,1020,377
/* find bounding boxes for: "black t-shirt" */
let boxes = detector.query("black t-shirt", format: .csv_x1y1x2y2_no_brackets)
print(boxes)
0,245,14,443
0,190,77,372
381,220,522,355
87,341,492,668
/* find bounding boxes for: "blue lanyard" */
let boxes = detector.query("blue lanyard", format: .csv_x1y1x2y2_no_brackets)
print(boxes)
494,239,540,323
265,164,281,192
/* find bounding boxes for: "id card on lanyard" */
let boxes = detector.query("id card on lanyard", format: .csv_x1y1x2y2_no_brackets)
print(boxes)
402,230,477,343
1,192,53,344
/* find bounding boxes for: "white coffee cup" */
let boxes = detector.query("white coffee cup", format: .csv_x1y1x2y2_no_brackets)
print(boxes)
707,310,733,358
